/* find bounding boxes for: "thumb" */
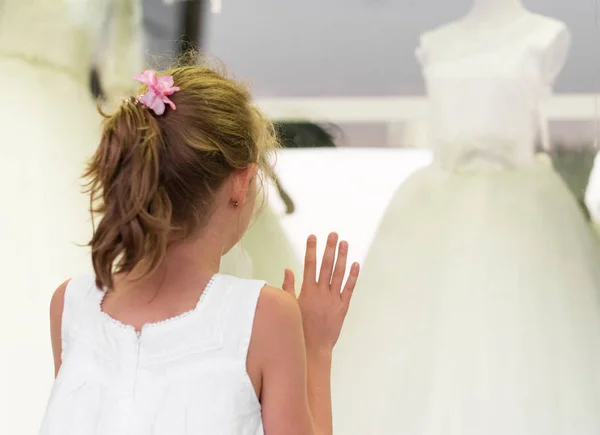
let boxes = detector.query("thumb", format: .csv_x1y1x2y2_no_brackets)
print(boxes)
282,268,296,297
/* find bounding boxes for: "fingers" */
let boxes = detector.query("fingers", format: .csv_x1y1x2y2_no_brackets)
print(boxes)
303,235,318,284
318,232,339,288
282,268,296,297
330,240,348,294
341,262,360,307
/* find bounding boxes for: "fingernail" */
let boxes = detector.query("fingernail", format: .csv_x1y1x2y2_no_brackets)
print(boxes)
329,232,338,241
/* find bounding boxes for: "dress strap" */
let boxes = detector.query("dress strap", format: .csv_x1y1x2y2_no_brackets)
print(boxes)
214,275,267,361
61,274,99,352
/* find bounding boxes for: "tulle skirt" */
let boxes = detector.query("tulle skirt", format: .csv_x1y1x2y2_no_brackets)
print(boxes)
0,59,101,434
332,155,600,434
221,185,301,286
241,200,301,287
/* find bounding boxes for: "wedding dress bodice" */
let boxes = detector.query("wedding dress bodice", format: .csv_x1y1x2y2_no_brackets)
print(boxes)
416,13,569,170
0,0,142,93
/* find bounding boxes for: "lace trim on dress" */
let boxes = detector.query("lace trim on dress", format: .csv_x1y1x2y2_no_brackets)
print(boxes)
97,274,218,336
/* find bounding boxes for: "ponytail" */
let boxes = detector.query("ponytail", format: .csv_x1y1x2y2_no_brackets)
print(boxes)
84,100,172,290
83,62,281,290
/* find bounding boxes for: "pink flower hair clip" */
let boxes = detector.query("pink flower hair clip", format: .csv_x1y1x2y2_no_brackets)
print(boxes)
133,69,180,116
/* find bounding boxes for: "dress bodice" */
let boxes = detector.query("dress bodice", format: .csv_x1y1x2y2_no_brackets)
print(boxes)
0,0,142,93
40,274,266,435
416,13,569,170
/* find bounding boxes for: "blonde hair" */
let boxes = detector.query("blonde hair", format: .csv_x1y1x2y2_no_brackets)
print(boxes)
84,59,278,290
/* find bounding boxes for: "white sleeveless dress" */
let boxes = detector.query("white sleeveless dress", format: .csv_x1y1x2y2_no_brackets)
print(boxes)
332,16,600,435
0,2,143,433
39,274,266,435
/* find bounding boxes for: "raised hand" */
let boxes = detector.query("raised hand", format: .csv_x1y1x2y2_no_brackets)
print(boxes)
282,232,360,353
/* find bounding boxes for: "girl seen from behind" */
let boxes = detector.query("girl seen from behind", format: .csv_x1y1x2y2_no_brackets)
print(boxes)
40,60,359,435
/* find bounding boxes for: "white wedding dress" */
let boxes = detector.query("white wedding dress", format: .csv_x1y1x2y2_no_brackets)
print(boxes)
0,1,143,433
240,192,302,286
333,14,600,435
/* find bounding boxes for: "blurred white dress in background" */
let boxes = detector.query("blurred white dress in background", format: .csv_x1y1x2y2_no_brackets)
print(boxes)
584,153,600,237
0,1,143,432
333,13,600,435
240,191,302,286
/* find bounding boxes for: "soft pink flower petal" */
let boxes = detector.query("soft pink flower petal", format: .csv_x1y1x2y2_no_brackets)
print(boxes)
162,96,177,111
163,85,180,96
133,70,180,115
157,75,174,88
138,90,157,109
133,69,158,88
156,78,180,96
150,98,166,115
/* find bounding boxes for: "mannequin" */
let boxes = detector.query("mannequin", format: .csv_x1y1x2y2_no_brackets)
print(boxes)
420,0,568,67
0,1,142,433
418,1,568,154
332,4,600,435
465,0,526,25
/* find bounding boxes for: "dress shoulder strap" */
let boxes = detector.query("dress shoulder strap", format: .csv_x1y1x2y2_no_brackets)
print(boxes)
61,274,100,344
211,274,266,360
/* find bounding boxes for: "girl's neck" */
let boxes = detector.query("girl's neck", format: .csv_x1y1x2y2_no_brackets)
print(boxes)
121,232,223,296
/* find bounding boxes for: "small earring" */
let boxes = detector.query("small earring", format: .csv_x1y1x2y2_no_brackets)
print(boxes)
230,199,239,208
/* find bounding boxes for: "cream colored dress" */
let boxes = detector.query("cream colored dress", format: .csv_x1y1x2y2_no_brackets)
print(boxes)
0,1,143,433
333,15,600,435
